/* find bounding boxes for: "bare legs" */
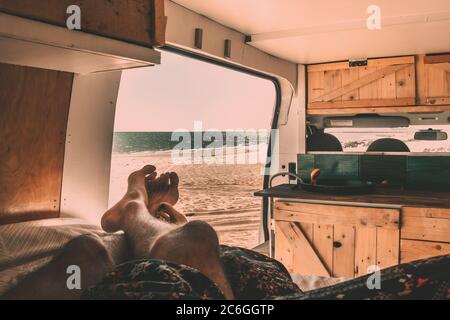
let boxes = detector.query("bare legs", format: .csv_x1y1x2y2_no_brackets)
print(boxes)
101,165,234,299
4,165,234,300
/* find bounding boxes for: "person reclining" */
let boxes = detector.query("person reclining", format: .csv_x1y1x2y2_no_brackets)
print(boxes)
4,165,450,300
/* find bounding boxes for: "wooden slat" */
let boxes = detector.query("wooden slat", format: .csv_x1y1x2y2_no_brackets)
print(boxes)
0,0,166,47
427,64,447,99
274,222,294,272
307,104,450,115
416,55,427,105
0,63,73,225
277,221,330,277
308,71,324,102
380,68,396,99
313,224,334,275
332,225,355,278
359,66,381,100
309,98,415,109
299,222,314,243
430,63,450,73
396,64,415,98
424,54,450,64
341,68,360,101
274,201,400,229
403,207,450,219
323,70,342,102
376,228,400,270
401,216,450,243
354,227,377,277
313,64,409,103
401,239,450,263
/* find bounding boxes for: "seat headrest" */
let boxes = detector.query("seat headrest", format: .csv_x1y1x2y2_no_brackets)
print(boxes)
367,138,410,152
307,133,343,152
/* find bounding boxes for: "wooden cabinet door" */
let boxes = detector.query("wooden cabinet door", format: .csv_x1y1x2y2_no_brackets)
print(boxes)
417,54,450,105
307,56,416,110
274,201,400,279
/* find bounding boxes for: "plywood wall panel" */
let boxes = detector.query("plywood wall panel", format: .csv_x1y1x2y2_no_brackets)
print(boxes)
0,63,73,224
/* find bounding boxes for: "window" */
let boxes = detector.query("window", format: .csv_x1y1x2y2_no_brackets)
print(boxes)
109,50,277,249
325,125,450,153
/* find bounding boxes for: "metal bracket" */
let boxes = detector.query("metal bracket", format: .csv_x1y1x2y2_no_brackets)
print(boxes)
349,58,368,67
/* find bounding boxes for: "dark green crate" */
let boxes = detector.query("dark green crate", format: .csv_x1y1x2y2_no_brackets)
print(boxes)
297,154,315,181
298,154,359,182
297,153,450,192
406,157,450,191
360,155,407,185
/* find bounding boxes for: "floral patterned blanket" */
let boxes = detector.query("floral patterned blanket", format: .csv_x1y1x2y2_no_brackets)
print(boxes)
82,247,450,300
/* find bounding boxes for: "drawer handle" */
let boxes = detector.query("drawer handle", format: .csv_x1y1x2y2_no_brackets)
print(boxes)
333,241,342,248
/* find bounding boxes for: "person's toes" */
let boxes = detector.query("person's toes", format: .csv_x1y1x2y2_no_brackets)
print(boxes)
142,165,156,175
158,173,170,192
169,172,179,188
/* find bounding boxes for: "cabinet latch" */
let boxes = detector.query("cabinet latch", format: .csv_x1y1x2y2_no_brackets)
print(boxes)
349,58,368,67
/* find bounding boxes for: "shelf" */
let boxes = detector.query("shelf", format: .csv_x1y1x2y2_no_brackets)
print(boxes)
0,13,161,74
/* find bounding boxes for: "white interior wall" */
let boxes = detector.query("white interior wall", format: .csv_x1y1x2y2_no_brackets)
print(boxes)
60,71,121,225
165,0,297,88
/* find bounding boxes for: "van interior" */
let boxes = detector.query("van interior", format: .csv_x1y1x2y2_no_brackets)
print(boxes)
0,0,449,300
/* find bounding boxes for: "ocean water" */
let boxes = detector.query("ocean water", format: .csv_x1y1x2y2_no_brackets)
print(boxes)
112,131,269,154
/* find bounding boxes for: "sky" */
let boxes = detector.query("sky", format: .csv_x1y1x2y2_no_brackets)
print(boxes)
114,51,276,132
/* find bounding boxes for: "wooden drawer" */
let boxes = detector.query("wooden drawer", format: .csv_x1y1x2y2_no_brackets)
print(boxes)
401,207,450,243
401,239,450,264
307,56,416,109
274,201,400,279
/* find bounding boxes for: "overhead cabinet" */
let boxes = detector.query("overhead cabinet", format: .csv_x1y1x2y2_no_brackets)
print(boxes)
0,0,165,74
307,56,416,110
307,54,450,113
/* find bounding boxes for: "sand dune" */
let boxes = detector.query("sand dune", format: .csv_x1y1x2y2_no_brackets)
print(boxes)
109,150,265,249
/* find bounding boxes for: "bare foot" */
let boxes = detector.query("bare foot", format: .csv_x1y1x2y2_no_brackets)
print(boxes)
101,165,156,232
146,172,180,215
156,203,188,225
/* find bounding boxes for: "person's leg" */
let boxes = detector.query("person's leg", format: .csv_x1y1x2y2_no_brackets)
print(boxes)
101,165,234,299
3,234,113,300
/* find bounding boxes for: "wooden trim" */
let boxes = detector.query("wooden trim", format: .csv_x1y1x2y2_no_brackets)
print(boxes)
424,54,450,64
277,221,331,277
274,201,400,229
416,54,427,105
151,0,166,46
307,104,450,115
401,217,450,243
309,98,415,109
312,64,410,103
400,239,450,263
308,56,415,72
425,97,450,105
403,207,450,219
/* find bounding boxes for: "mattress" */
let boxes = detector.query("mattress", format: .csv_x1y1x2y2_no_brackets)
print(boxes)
290,273,347,292
0,218,127,296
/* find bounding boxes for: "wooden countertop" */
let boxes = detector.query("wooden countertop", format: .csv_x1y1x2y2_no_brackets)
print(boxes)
254,184,450,208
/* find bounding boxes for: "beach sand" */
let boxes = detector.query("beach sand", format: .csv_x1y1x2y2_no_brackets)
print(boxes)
109,150,265,249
